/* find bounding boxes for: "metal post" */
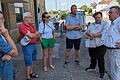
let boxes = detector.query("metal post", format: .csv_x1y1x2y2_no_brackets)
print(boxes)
34,0,38,30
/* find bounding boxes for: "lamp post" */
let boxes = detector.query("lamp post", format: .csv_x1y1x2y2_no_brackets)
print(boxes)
33,0,38,30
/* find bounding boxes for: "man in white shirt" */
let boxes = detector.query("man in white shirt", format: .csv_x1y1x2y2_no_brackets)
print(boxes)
102,6,120,80
54,15,60,30
85,12,109,78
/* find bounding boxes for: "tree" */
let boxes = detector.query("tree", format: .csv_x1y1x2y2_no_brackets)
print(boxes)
117,0,120,4
79,5,89,12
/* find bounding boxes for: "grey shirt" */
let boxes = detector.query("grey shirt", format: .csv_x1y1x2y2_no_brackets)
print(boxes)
65,13,83,39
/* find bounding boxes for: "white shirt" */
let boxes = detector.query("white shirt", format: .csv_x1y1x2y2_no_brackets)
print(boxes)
38,21,55,39
86,20,109,47
55,17,60,23
102,17,120,48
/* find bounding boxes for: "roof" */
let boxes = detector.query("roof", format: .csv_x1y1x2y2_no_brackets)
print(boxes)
100,0,120,11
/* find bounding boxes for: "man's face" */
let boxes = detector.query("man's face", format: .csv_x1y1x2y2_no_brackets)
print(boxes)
94,14,102,23
0,14,4,27
109,8,119,21
71,6,77,15
24,13,33,24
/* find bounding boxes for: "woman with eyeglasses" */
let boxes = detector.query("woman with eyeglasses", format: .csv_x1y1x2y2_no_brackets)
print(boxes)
38,12,56,71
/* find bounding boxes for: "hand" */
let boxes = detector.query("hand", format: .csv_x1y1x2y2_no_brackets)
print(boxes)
88,33,95,40
115,42,120,48
40,37,42,43
0,27,7,33
0,28,9,37
93,33,97,38
1,55,11,61
26,31,32,38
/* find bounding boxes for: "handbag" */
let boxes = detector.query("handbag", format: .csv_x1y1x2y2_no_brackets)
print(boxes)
20,35,31,46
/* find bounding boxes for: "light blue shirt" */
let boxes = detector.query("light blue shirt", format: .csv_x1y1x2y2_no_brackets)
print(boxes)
65,13,83,39
102,17,120,48
38,21,55,39
0,35,14,80
86,20,109,47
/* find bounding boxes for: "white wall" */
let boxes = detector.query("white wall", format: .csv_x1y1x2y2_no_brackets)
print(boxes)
14,3,23,7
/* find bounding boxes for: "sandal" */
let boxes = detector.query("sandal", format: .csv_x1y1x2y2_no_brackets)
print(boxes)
50,65,54,70
43,67,48,71
29,73,39,78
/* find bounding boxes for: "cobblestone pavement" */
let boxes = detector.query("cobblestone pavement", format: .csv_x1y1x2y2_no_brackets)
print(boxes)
13,32,110,80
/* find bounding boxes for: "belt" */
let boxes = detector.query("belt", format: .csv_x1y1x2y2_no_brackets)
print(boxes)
106,47,120,49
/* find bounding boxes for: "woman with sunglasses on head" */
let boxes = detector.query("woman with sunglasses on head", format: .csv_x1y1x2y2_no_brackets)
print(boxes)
38,12,56,71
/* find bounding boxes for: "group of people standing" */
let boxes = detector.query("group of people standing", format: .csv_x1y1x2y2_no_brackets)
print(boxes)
0,4,120,80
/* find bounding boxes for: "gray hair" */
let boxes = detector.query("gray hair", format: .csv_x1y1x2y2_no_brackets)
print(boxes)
23,12,32,20
110,6,120,15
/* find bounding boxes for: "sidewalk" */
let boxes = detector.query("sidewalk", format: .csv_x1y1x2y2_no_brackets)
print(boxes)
13,33,110,80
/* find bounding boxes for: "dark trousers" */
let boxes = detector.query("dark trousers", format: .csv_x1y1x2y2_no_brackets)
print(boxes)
88,45,106,74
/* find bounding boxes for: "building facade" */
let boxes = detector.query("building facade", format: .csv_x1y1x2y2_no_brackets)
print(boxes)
0,0,45,42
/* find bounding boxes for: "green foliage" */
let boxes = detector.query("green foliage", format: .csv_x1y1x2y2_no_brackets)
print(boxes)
59,11,67,20
79,5,93,16
79,5,88,12
87,7,92,15
48,10,67,20
48,10,58,14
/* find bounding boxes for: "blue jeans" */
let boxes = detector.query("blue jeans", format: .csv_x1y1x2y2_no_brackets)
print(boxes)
0,60,13,80
22,44,37,67
107,49,120,80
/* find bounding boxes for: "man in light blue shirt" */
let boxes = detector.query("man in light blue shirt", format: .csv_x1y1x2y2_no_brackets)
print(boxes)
85,12,109,78
64,5,84,66
102,6,120,80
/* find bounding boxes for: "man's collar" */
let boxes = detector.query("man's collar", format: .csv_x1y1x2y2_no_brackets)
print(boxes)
70,13,77,16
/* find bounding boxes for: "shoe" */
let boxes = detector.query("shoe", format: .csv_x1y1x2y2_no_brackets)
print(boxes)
100,73,104,78
75,60,80,65
85,67,96,71
50,65,54,70
63,61,69,68
29,73,39,78
43,67,48,71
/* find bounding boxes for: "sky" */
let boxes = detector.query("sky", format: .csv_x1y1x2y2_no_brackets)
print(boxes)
45,0,98,11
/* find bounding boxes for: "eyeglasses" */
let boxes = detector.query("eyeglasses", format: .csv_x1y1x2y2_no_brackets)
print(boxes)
45,16,50,19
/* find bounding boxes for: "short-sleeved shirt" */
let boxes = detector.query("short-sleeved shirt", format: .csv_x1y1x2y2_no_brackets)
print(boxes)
38,21,55,39
65,13,83,39
19,22,37,44
0,35,13,80
102,17,120,48
0,35,13,57
86,20,109,47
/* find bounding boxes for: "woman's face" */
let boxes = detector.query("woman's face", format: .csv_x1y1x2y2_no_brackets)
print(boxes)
44,14,50,22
